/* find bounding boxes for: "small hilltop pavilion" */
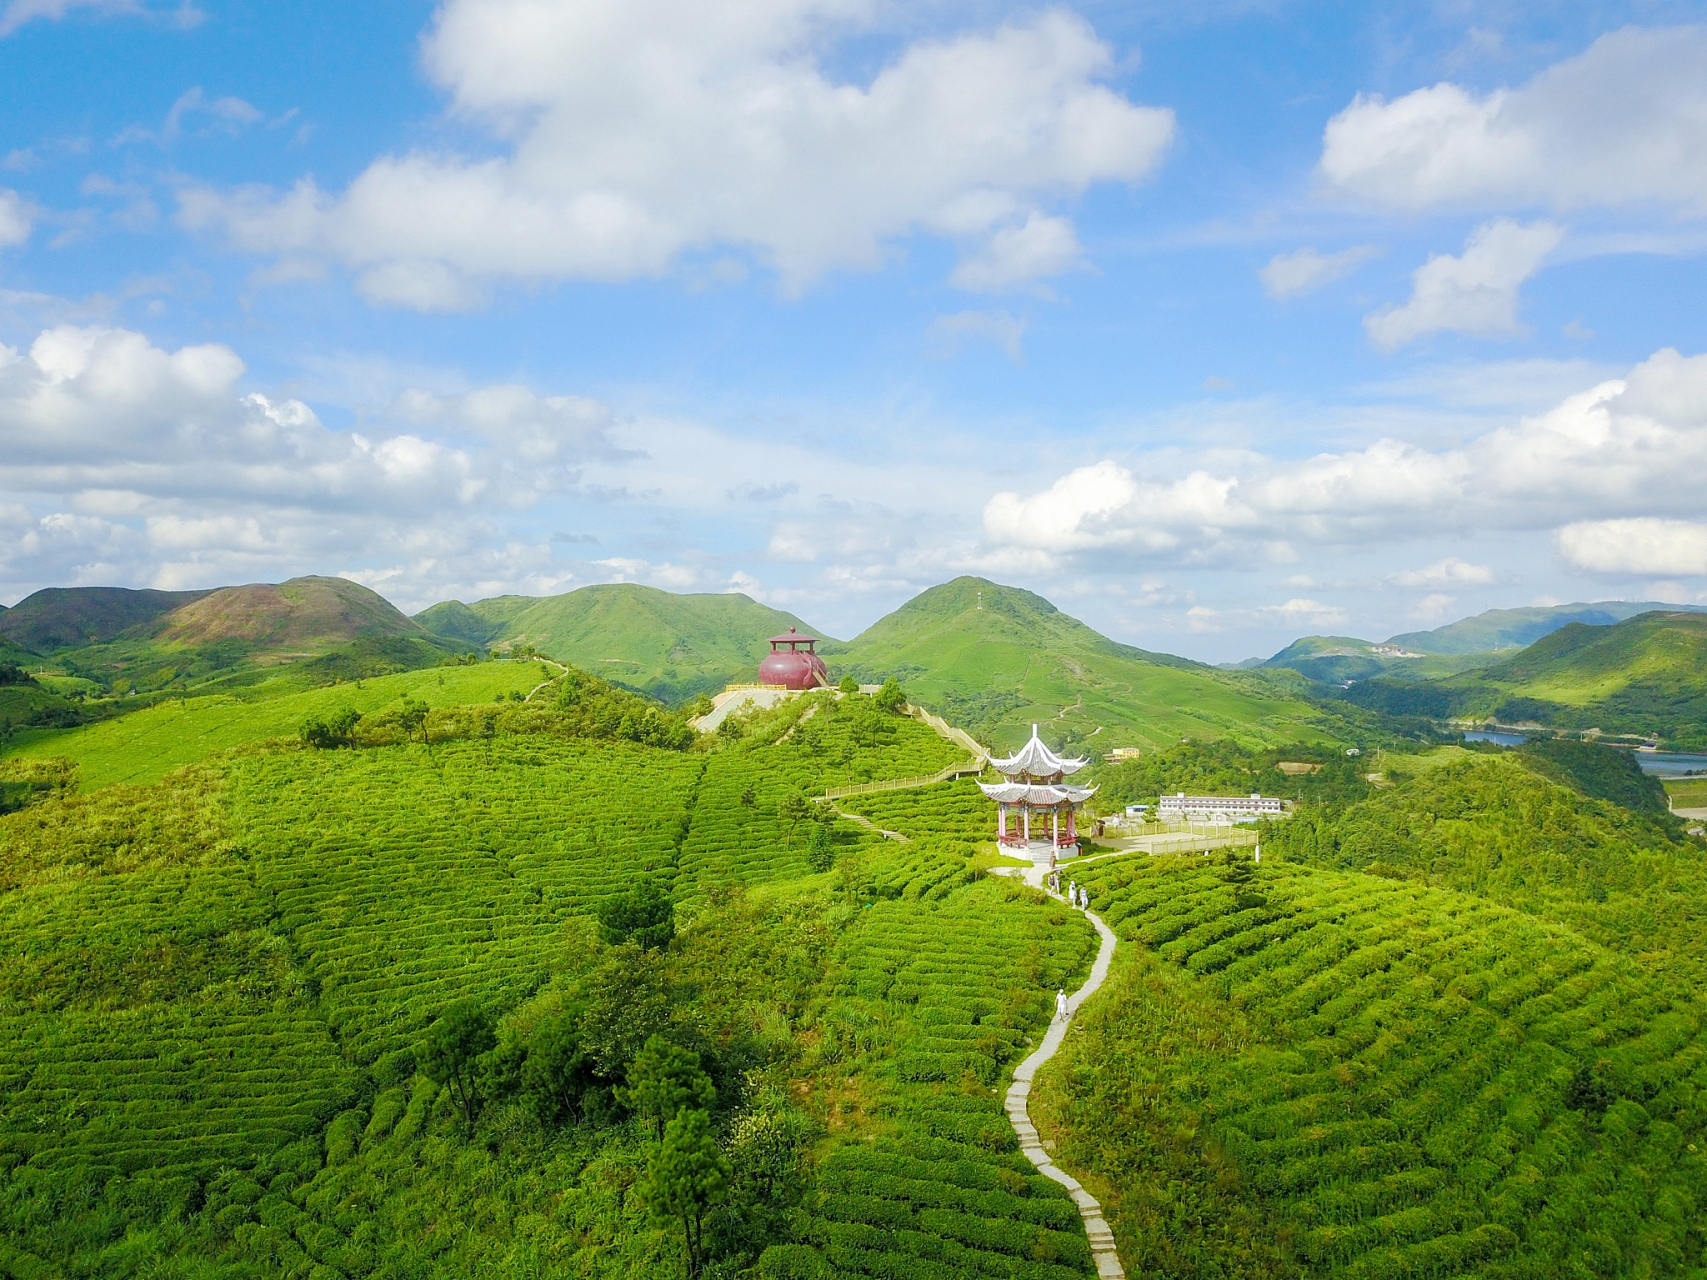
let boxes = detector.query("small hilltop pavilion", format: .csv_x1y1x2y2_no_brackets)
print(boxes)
980,725,1097,860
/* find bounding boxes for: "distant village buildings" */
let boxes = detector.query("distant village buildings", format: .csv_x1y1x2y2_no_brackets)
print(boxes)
1156,792,1286,821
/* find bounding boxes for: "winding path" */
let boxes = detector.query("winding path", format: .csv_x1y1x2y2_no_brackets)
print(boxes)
994,858,1125,1278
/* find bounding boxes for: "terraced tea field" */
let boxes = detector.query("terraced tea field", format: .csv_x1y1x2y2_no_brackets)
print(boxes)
679,694,965,887
778,850,1102,1279
229,737,706,1065
838,776,990,843
1033,854,1707,1278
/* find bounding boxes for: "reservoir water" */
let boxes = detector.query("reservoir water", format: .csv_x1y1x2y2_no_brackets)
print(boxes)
1459,730,1707,776
1633,752,1707,778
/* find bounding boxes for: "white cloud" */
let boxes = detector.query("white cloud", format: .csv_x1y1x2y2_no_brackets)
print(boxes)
0,188,30,248
180,0,1174,303
0,0,199,37
1364,219,1562,349
949,212,1082,292
1409,592,1458,622
1556,518,1707,576
1256,597,1347,626
113,87,262,145
0,324,661,599
1258,244,1378,299
1388,556,1494,588
1320,25,1707,213
981,346,1707,569
0,0,128,36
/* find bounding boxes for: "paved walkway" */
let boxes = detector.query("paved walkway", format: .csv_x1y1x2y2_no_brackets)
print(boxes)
993,854,1125,1279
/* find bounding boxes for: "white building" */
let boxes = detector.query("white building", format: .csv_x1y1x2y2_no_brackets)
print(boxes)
1156,792,1286,821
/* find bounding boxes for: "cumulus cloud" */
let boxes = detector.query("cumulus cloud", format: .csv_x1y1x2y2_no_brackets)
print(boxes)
1364,219,1562,349
1556,518,1707,576
0,188,29,247
981,346,1707,570
179,0,1174,303
1258,244,1378,299
1409,592,1458,622
1388,556,1494,588
0,323,657,601
1320,25,1707,213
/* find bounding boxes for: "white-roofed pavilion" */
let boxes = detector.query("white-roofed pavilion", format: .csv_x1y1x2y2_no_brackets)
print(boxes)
979,725,1097,855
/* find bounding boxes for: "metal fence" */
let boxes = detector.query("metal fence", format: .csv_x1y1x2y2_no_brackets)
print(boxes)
817,759,984,801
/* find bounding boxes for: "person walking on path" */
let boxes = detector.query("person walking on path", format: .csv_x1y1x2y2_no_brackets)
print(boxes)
1055,988,1069,1021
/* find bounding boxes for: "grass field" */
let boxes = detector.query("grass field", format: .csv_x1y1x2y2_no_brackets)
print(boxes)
3,660,545,788
1664,777,1707,808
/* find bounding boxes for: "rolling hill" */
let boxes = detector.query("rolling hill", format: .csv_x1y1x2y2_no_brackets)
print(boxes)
0,585,212,652
3,576,462,709
830,576,1339,754
1255,634,1487,685
1337,610,1707,746
1389,599,1707,655
415,584,828,704
152,576,426,651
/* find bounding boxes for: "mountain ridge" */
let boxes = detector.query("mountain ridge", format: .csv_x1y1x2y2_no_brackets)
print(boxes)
415,583,829,705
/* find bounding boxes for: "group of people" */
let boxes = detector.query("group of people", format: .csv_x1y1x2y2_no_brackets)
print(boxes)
1047,868,1091,912
1048,868,1090,1021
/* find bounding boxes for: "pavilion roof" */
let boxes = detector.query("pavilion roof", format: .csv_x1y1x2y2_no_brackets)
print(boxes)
987,725,1089,778
767,627,819,645
978,781,1097,805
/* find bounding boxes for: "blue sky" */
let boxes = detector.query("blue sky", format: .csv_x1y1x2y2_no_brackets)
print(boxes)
2,0,1707,661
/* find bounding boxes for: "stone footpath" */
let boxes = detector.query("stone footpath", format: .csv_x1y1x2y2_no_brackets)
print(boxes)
993,860,1125,1278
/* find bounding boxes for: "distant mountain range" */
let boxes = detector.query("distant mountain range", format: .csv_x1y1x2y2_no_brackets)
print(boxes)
1341,610,1707,747
1247,599,1707,684
7,575,1705,751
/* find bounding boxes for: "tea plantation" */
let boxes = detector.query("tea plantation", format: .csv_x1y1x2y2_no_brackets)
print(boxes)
5,669,1707,1278
1034,847,1707,1278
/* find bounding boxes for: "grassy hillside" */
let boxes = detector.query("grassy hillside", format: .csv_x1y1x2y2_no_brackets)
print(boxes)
1034,852,1707,1278
0,684,1099,1278
0,585,210,652
1388,599,1707,655
153,575,426,651
833,577,1342,754
1336,611,1707,747
4,660,547,788
1260,635,1494,685
416,583,828,705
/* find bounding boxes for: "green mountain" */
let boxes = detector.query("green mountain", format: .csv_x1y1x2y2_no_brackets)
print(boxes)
1260,634,1496,685
832,576,1338,753
0,585,212,652
152,576,425,652
1453,610,1707,743
1338,610,1707,747
1389,599,1707,655
415,583,828,704
22,577,458,702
